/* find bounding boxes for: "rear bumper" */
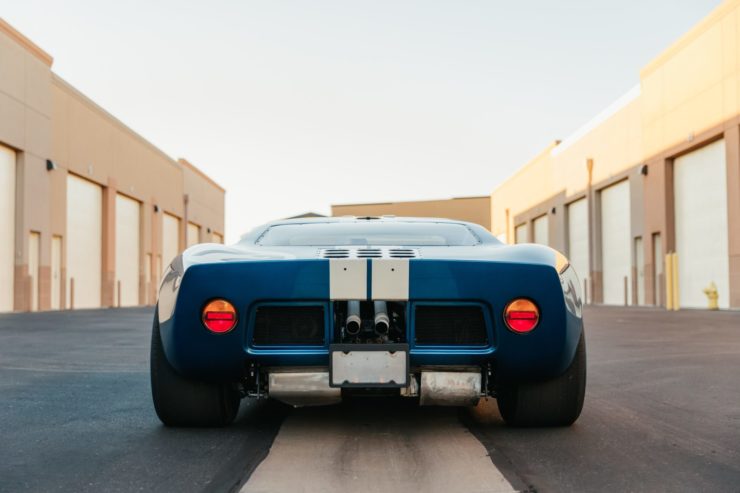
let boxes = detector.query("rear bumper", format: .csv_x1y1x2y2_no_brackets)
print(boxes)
266,368,483,407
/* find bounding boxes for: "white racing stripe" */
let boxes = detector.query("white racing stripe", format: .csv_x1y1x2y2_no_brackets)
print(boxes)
241,405,516,493
329,258,410,301
329,259,367,300
371,259,409,301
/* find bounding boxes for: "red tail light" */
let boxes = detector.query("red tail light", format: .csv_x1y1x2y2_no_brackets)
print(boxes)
202,299,237,333
504,299,539,334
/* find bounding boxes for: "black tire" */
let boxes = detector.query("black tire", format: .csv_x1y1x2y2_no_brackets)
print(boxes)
150,312,240,427
496,333,586,427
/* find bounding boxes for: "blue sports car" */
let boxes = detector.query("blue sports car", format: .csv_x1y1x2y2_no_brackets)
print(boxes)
151,216,586,427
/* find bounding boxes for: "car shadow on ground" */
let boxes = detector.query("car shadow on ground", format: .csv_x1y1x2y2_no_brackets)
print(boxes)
152,398,292,493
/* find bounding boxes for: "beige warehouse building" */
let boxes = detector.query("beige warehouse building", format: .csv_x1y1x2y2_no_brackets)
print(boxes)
0,19,225,312
332,196,491,230
491,0,740,309
332,2,740,310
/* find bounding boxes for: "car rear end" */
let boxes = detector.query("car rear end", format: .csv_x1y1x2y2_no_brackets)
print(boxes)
157,254,583,408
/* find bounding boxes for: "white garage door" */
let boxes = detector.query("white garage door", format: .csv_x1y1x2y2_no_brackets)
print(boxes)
0,145,15,312
601,180,631,305
674,139,730,309
212,232,224,244
67,174,102,309
115,194,140,307
533,215,549,246
162,213,180,273
187,222,200,248
567,198,589,298
515,224,528,244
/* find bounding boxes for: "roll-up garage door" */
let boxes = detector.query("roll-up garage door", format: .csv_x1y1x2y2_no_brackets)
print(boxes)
66,174,102,309
515,224,528,244
601,180,631,305
162,213,180,273
533,215,549,246
0,145,14,312
187,222,200,248
115,194,140,307
674,139,730,309
567,198,589,296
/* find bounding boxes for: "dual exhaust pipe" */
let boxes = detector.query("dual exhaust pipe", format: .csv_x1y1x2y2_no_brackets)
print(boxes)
345,300,389,336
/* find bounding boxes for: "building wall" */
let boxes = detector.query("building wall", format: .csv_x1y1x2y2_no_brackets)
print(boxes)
331,196,492,230
490,0,740,309
0,18,225,311
180,158,226,243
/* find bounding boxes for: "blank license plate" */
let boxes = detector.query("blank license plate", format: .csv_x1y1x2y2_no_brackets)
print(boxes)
330,344,408,387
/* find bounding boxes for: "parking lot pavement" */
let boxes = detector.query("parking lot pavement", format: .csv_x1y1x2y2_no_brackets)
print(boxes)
465,306,740,492
1,306,739,492
0,308,286,493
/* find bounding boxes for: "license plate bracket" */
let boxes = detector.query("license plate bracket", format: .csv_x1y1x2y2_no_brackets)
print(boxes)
329,343,409,388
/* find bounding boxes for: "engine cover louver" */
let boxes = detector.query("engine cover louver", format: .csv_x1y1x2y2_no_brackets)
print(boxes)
356,248,382,258
387,248,417,258
319,247,419,259
321,249,351,259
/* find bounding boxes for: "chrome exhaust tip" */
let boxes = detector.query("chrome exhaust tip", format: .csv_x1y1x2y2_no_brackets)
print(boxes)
374,301,390,335
346,300,362,335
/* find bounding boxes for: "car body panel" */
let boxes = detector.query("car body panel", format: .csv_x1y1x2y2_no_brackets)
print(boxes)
156,217,584,386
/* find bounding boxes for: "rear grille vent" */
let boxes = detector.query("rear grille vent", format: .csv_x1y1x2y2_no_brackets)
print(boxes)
319,247,419,259
252,306,325,346
414,305,488,345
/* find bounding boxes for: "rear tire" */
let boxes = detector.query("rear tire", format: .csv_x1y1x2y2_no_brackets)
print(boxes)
150,312,240,427
496,333,586,427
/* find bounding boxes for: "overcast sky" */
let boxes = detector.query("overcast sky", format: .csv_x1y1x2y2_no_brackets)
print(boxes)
3,0,721,241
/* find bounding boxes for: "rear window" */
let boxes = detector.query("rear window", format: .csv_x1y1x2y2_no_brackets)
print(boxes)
256,222,480,247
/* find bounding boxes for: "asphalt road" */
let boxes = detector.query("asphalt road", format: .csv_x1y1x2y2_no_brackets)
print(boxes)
0,308,286,493
1,306,739,492
467,306,740,492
